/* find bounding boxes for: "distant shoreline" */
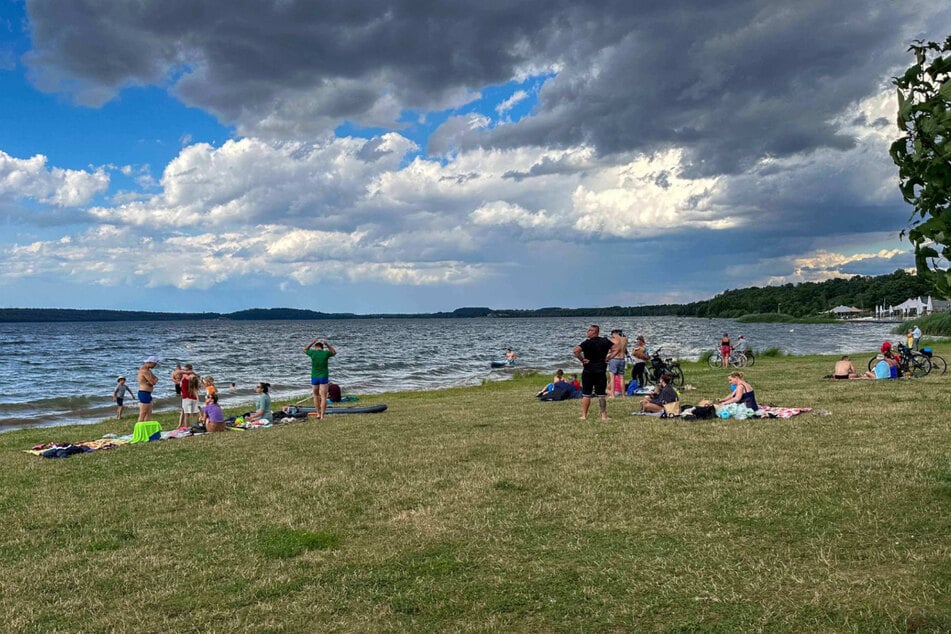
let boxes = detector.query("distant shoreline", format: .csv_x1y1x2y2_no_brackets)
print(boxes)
0,306,679,323
0,270,939,323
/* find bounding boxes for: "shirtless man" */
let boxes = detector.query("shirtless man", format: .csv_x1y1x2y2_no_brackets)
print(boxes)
137,356,160,421
832,355,858,379
607,329,629,398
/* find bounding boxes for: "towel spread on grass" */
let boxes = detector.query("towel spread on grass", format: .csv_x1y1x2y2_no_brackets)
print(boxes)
757,406,813,418
28,438,129,457
27,416,288,459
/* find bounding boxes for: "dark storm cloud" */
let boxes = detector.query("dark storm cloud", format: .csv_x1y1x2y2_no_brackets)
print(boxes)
25,0,948,177
502,155,589,181
479,0,935,176
25,0,569,123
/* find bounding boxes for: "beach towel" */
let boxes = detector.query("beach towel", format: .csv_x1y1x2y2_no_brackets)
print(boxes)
757,406,813,418
131,420,163,443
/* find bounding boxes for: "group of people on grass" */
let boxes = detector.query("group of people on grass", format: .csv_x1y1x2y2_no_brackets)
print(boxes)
568,323,757,421
118,335,337,431
831,333,922,380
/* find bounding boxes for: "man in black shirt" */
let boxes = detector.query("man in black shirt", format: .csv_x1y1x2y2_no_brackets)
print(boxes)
573,324,614,421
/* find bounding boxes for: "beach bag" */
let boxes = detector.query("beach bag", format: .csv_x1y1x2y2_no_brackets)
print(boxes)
626,380,639,396
663,401,681,416
328,383,342,403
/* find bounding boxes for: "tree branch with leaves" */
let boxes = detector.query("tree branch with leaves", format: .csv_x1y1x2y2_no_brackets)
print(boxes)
891,35,951,297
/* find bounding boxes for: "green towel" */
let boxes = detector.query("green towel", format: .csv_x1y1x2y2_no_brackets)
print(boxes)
130,420,162,443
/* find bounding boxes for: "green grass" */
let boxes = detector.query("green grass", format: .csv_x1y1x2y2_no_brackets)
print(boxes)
1,350,950,632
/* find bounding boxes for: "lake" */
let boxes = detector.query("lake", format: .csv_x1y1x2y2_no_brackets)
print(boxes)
0,316,899,431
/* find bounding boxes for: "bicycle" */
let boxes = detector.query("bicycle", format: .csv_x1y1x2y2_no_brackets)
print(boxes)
867,344,932,378
920,348,947,375
707,349,747,369
649,348,685,386
739,349,755,367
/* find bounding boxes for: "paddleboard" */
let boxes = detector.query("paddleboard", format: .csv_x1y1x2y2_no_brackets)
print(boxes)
490,360,515,368
280,404,387,416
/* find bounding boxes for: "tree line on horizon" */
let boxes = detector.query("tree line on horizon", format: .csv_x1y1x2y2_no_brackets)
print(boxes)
0,270,939,323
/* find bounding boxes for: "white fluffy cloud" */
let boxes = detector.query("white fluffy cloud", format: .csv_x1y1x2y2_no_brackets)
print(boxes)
0,151,108,206
0,223,489,290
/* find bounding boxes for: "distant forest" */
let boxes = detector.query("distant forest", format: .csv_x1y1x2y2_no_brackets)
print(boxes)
0,270,938,323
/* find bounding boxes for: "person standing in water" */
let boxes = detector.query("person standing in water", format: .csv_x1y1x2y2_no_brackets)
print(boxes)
113,376,135,419
305,337,337,420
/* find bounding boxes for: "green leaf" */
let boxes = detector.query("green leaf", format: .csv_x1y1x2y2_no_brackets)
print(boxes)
940,79,951,101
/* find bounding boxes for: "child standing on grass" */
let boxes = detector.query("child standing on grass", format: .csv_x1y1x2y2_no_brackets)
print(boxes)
113,376,135,419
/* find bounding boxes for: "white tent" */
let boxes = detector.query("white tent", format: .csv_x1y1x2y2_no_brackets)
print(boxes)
893,296,928,316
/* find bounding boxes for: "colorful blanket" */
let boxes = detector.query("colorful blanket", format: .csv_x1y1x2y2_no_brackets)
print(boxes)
28,438,129,458
757,406,813,418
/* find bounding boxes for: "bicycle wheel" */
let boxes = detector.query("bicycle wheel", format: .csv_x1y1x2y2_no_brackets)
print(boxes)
730,353,747,368
744,351,755,367
908,354,932,378
708,353,722,369
928,355,947,375
669,365,685,387
867,356,877,372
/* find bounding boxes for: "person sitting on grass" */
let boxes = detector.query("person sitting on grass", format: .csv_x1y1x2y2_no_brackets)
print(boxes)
884,351,901,378
244,382,273,424
717,371,759,411
641,372,679,413
833,355,859,379
536,369,566,397
201,393,226,431
864,354,891,380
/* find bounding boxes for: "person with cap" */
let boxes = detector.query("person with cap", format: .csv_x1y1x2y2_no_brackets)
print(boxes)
912,324,922,350
113,376,135,419
137,356,160,421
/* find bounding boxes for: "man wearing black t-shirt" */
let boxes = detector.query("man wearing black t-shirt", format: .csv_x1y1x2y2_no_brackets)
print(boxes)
573,324,614,421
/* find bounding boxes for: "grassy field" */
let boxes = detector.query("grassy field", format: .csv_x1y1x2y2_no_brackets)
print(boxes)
1,349,950,632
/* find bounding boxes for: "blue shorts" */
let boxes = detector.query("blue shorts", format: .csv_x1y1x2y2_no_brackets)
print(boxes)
311,377,329,385
608,358,626,374
137,391,153,404
116,398,124,406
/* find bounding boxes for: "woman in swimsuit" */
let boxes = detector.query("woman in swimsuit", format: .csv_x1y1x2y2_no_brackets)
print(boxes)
720,333,731,368
717,371,758,411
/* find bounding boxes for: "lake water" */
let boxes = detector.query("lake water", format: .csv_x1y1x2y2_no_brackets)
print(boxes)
0,316,899,432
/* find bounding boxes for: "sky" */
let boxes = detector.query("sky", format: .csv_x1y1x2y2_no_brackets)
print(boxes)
1,1,950,314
